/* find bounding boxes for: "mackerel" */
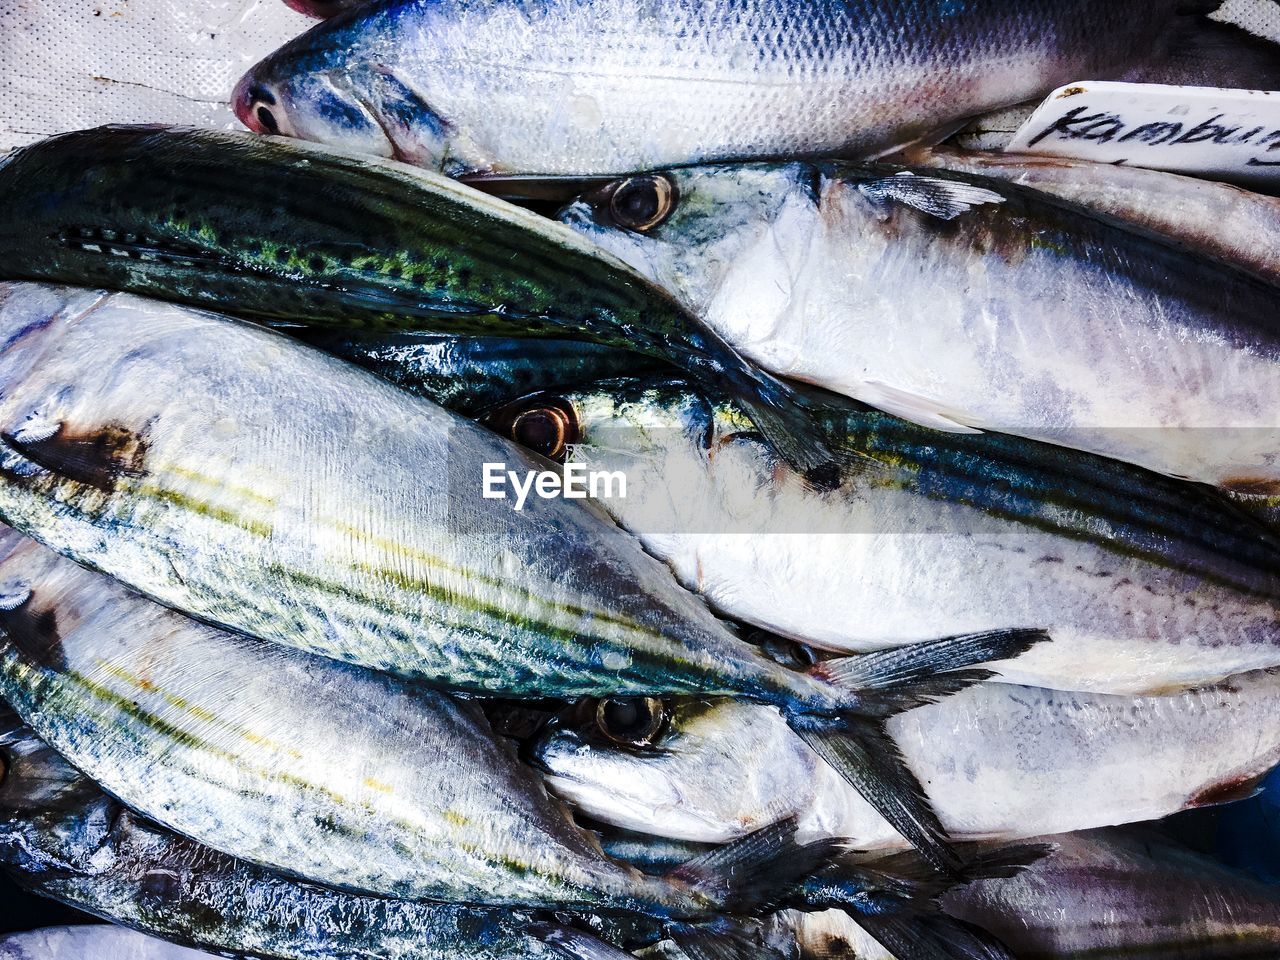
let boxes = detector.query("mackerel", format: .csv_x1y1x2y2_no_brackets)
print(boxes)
531,669,1280,847
0,526,791,915
493,378,1280,694
234,0,1198,175
0,126,829,470
557,160,1280,490
0,283,1039,869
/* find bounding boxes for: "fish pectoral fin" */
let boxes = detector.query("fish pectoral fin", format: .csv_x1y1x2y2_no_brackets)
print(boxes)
791,717,960,876
857,171,1005,221
854,382,983,434
526,924,636,960
790,629,1051,875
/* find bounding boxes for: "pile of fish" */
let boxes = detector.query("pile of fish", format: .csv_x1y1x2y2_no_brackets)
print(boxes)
1,0,1280,957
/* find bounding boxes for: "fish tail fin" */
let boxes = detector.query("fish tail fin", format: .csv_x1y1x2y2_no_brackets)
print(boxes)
796,844,1051,960
811,628,1048,706
668,815,844,911
789,713,961,876
788,629,1049,875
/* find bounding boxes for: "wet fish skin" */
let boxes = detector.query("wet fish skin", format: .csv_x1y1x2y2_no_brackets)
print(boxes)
0,718,661,960
0,125,827,472
0,927,219,960
0,527,736,916
531,669,1280,848
502,377,1280,693
298,330,669,416
900,146,1280,287
233,0,1182,176
942,828,1280,959
0,282,1004,870
557,160,1280,491
777,824,1280,959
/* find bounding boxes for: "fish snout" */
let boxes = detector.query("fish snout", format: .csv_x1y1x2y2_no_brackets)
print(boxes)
232,73,288,137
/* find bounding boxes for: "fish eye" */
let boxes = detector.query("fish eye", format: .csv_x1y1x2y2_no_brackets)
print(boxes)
491,396,580,462
593,696,668,747
755,631,820,669
255,105,280,135
606,175,676,233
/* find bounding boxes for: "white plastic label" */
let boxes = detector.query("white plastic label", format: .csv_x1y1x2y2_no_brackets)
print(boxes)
1006,82,1280,181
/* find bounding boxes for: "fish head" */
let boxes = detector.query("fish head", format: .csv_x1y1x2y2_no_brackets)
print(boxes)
233,9,486,173
529,696,814,844
487,377,730,464
557,163,823,325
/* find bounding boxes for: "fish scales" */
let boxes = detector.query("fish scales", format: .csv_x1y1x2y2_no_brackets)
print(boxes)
496,378,1280,693
0,526,748,915
233,0,1181,175
558,160,1280,492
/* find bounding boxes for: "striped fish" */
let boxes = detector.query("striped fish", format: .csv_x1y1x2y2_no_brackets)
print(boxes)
0,528,779,916
0,283,1041,871
492,377,1280,694
0,125,831,471
0,716,666,960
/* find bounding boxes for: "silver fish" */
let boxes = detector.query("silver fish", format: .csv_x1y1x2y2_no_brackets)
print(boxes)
0,718,672,960
941,827,1280,960
0,282,1040,869
0,928,217,960
556,161,1280,492
233,0,1196,175
530,668,1280,847
491,378,1280,694
0,525,774,916
780,824,1280,960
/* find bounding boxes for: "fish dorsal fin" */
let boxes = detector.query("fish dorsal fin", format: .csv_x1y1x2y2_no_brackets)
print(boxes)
857,171,1005,221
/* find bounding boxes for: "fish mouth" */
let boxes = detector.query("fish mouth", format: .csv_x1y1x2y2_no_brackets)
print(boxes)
232,74,283,136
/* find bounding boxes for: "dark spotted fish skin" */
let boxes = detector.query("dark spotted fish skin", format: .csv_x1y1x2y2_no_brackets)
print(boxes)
0,526,725,915
0,718,663,960
0,125,827,476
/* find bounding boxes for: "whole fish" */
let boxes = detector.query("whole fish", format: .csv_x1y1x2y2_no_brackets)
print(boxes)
555,160,1280,492
942,828,1280,959
0,284,1042,869
490,378,1280,694
0,927,217,960
0,716,670,960
530,668,1280,847
0,717,1000,960
0,125,828,470
899,146,1280,287
0,527,808,916
233,0,1200,176
297,331,668,416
